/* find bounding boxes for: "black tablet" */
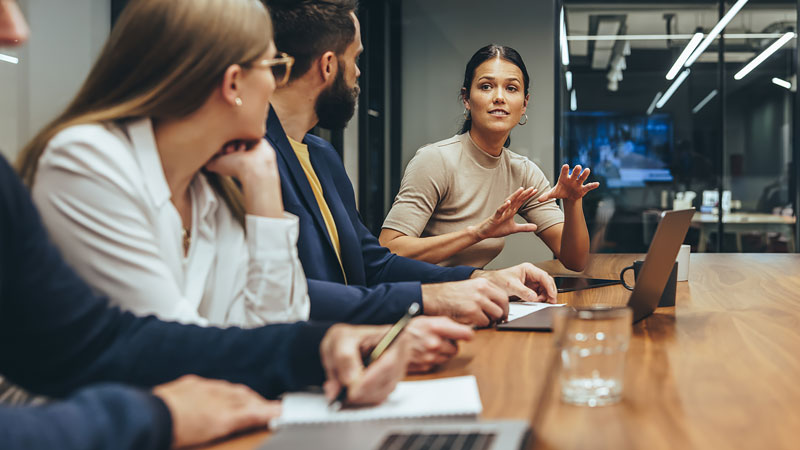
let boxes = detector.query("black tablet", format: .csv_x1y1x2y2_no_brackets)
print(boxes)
554,276,621,293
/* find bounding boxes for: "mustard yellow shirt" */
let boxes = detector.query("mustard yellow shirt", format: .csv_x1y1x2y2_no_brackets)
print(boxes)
288,137,345,276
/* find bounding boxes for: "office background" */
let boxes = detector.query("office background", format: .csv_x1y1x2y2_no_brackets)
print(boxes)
1,0,797,266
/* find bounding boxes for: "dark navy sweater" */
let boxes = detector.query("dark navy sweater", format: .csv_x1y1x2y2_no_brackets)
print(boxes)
0,155,331,449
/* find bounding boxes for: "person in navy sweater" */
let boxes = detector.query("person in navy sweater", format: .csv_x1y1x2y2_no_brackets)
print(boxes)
0,1,473,448
264,0,559,327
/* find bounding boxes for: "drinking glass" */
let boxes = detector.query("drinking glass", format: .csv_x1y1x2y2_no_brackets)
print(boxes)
553,306,632,407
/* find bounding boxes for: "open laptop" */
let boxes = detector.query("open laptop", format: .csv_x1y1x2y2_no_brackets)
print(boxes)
258,297,557,450
260,419,531,450
260,370,555,450
498,208,694,331
259,312,574,450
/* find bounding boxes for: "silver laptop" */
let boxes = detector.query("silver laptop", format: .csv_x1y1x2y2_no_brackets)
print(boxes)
260,339,542,450
259,419,531,450
498,208,695,330
260,320,570,450
625,208,694,322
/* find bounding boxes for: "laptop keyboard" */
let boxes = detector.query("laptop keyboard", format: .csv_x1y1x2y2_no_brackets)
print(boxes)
377,432,496,450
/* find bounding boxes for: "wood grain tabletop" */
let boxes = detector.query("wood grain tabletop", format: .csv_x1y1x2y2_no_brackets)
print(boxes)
206,253,800,450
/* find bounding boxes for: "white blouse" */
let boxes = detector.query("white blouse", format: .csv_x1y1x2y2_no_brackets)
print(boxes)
32,118,310,327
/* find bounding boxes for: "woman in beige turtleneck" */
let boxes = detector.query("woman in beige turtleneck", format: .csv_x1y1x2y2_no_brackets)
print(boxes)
380,44,598,271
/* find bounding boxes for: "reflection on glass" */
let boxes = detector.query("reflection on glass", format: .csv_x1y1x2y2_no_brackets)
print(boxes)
566,112,673,189
561,1,797,253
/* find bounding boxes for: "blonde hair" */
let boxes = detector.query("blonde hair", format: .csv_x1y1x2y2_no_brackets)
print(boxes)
17,0,273,225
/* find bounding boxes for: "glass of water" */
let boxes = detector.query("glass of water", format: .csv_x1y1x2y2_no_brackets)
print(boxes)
553,306,632,407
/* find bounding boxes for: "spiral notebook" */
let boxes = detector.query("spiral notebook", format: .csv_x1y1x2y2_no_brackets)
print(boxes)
270,376,483,429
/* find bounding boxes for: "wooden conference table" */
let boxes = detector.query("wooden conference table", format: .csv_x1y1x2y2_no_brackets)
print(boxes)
209,254,800,450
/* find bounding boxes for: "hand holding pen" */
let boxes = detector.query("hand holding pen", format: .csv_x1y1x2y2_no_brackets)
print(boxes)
319,304,475,409
327,303,420,410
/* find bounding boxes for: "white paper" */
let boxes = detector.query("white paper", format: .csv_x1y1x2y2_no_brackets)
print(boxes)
271,375,483,429
507,302,566,322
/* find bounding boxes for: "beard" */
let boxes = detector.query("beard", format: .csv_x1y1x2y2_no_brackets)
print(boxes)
315,66,360,129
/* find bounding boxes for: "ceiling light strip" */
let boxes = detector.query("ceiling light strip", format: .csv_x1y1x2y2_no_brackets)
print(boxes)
772,77,792,89
692,89,719,114
647,92,662,115
568,34,695,41
566,32,789,42
684,0,750,68
560,7,570,66
0,53,19,64
667,33,704,80
657,69,690,109
726,33,792,39
734,32,795,80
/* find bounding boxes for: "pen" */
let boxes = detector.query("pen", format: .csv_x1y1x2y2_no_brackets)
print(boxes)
329,302,421,410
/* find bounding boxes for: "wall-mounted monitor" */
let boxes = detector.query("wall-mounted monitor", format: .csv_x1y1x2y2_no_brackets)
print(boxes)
564,112,673,188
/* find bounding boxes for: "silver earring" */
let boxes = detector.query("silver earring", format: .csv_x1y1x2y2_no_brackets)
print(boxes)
463,109,470,120
518,114,528,126
234,97,243,107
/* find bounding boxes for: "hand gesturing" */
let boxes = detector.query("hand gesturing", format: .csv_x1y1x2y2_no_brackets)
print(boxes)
473,186,539,240
538,164,600,202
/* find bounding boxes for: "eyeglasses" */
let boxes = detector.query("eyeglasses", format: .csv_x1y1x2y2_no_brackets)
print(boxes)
249,52,294,87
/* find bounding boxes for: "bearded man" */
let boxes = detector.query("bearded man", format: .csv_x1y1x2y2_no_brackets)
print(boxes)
263,0,558,327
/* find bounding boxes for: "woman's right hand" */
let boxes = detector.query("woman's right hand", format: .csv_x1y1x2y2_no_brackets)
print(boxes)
469,187,539,240
205,139,284,218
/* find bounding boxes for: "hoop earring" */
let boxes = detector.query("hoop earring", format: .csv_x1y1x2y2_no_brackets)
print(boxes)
518,114,528,126
463,109,470,120
234,97,243,107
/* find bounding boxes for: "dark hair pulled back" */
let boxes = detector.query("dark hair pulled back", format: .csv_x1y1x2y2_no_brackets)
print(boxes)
459,44,530,148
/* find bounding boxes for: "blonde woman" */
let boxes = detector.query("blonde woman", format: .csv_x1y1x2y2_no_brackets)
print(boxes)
17,0,309,326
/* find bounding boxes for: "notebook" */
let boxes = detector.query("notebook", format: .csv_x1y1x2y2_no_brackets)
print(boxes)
270,376,483,429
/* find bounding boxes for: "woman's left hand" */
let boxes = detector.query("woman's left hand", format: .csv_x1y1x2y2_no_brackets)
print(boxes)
205,138,284,218
205,139,276,181
538,164,600,202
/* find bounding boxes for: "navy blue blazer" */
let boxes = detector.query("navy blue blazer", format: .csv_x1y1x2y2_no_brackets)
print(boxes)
0,155,330,449
266,110,476,324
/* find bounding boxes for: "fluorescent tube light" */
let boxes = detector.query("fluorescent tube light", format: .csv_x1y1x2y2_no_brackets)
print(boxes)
734,32,795,80
692,90,718,114
567,32,787,42
570,90,577,111
684,0,750,68
565,71,573,90
560,7,569,66
726,33,792,39
657,69,690,109
772,77,792,89
646,92,662,115
0,53,19,64
568,34,695,41
667,33,703,80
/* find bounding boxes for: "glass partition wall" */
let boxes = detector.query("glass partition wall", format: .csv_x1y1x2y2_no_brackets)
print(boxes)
559,0,798,253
